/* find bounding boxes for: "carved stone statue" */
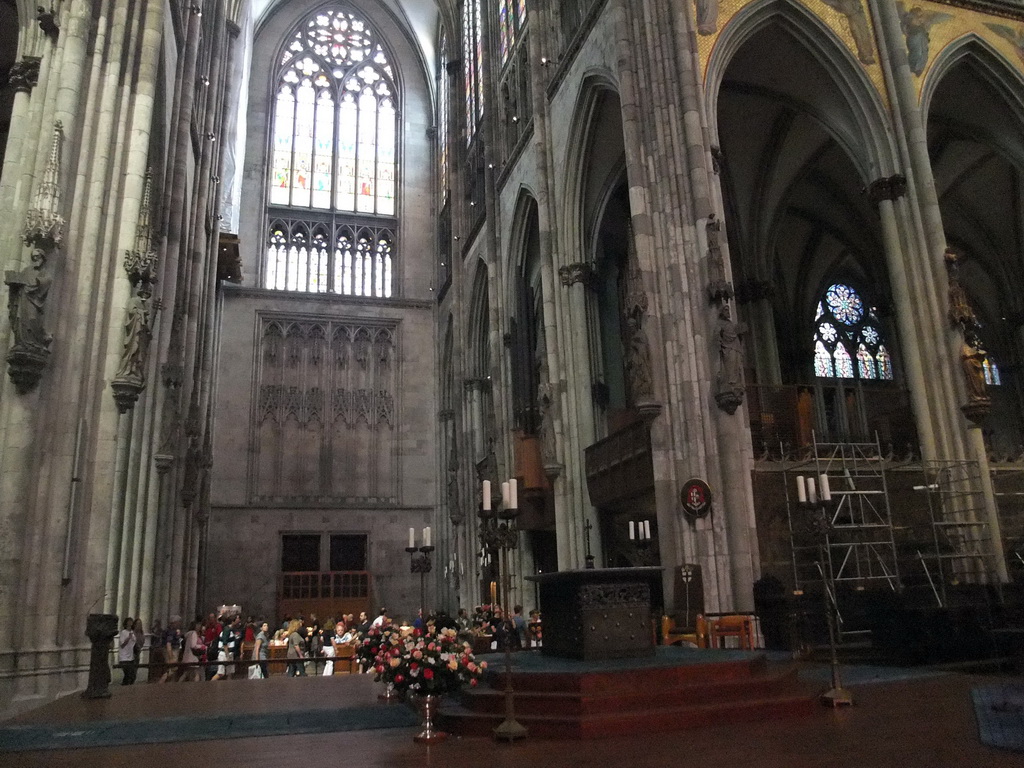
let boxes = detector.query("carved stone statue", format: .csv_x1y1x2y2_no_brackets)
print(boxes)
944,249,976,329
6,247,52,353
705,213,733,303
115,285,155,384
961,337,988,403
624,313,654,405
695,0,718,35
537,381,557,467
715,303,747,414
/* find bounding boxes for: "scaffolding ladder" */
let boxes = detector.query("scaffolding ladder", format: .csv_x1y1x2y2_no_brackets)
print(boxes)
787,433,901,640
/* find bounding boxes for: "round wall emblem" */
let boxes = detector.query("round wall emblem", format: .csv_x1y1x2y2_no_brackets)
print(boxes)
680,478,712,519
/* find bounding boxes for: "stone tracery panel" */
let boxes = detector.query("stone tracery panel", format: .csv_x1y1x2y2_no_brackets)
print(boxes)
250,314,400,505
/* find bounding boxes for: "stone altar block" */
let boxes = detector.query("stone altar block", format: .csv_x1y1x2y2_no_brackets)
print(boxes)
527,567,663,660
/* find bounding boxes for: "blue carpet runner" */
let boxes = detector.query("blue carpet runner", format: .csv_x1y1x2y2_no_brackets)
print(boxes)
973,684,1024,753
0,703,418,752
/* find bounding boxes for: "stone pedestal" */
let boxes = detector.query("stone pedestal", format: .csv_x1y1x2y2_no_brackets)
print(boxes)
81,613,119,699
527,567,663,660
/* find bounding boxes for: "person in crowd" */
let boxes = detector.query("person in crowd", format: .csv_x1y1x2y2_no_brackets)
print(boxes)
356,611,371,634
252,621,270,679
371,608,388,629
456,608,473,641
244,616,256,644
159,616,182,682
286,619,306,676
512,605,527,651
203,613,222,680
412,608,425,631
118,617,137,685
180,619,206,682
149,619,166,681
131,618,146,680
213,615,242,680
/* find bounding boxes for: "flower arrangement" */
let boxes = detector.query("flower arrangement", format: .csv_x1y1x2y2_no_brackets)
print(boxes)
371,625,486,695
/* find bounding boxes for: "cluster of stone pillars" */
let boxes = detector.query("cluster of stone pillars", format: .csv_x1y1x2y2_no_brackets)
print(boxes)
0,0,243,715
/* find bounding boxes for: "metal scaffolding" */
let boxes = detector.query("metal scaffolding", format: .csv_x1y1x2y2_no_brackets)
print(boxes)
787,434,900,639
914,462,997,605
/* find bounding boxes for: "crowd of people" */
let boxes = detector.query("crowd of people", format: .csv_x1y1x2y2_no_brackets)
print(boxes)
115,604,542,684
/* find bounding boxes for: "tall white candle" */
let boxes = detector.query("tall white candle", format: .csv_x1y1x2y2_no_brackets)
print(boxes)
423,526,431,547
820,473,831,501
509,478,518,509
796,476,807,504
807,477,817,504
482,480,491,510
629,521,635,540
644,520,651,540
408,527,415,548
501,481,510,508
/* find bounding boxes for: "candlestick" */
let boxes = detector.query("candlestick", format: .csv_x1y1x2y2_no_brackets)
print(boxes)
807,477,817,504
629,520,635,540
509,478,518,509
796,476,807,504
644,520,651,540
409,527,415,549
483,480,491,510
501,481,510,508
423,526,431,548
820,473,831,501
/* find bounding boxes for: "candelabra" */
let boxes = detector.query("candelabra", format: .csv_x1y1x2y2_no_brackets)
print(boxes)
407,526,434,616
795,473,853,708
479,479,528,742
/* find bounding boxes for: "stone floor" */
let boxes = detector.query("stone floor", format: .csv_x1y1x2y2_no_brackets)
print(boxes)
2,665,1021,767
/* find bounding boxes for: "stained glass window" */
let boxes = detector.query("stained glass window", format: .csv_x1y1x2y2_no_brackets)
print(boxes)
814,341,833,378
826,284,864,325
983,357,1002,386
499,0,529,66
876,346,893,379
464,0,483,142
834,344,854,378
267,9,396,214
812,284,893,381
438,30,450,197
266,8,399,297
856,345,875,379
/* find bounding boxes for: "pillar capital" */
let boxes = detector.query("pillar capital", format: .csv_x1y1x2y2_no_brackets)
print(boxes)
865,174,907,205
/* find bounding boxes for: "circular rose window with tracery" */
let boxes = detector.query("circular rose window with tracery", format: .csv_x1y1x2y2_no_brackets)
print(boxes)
826,284,864,326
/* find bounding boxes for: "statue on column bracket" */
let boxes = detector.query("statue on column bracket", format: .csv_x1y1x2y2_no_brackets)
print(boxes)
112,169,161,413
714,303,747,415
7,121,64,394
960,331,991,425
705,213,734,303
111,284,161,413
537,381,562,479
944,249,976,329
620,244,655,408
447,439,463,526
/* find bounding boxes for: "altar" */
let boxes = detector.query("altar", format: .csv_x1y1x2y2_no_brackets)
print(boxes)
526,567,663,661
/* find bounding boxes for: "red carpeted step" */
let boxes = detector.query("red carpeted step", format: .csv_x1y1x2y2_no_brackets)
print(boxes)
442,661,819,739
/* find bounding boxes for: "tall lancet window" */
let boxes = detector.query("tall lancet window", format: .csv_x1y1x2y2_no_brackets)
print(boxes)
498,0,527,65
812,283,893,381
265,7,398,297
463,0,483,142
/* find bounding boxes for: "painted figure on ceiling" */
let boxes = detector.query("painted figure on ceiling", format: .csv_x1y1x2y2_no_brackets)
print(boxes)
898,4,953,76
820,0,876,66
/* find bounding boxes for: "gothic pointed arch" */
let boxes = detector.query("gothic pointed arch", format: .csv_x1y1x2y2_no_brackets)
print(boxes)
705,0,896,182
925,39,1024,450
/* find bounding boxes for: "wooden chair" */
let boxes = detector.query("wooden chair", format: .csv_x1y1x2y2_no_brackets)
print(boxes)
332,641,357,674
661,614,707,648
707,614,755,649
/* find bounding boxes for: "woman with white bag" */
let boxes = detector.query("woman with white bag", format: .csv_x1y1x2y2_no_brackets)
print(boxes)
249,621,270,679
